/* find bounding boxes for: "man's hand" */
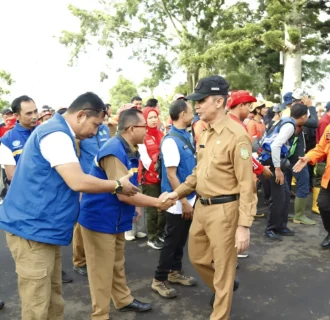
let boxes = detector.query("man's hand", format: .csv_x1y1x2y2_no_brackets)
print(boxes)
118,173,140,196
162,191,179,203
133,207,142,223
181,199,194,220
235,226,250,254
293,156,309,173
275,167,284,185
156,192,176,211
261,166,273,179
302,96,313,107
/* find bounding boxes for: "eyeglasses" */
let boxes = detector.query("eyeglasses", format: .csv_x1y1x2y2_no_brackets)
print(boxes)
132,125,147,128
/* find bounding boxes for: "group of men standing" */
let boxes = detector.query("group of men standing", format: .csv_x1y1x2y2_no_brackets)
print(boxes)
0,74,329,320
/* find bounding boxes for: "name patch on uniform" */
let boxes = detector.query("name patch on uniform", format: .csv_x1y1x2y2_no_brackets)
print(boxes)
239,147,250,160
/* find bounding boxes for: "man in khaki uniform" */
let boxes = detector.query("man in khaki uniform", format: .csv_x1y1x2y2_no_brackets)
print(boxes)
164,75,257,320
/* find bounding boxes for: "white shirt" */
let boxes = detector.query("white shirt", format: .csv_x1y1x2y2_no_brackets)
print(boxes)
0,121,79,169
138,143,152,170
39,121,79,167
162,137,196,214
0,144,16,165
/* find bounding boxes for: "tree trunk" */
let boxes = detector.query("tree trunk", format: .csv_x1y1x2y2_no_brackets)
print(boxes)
282,23,302,93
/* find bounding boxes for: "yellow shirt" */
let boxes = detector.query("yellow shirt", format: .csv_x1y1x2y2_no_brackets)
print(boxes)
282,107,291,118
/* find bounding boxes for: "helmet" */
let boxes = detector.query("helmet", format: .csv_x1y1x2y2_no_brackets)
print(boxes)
273,103,285,113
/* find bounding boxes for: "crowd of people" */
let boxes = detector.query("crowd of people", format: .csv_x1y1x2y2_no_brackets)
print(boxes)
0,74,330,320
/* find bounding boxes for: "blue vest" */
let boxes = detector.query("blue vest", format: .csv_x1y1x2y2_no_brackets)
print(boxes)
1,123,35,163
260,117,296,163
161,126,196,199
78,135,139,234
79,124,110,174
0,113,79,246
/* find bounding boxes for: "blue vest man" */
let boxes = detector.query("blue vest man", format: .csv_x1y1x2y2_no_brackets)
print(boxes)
72,123,111,276
0,92,139,320
0,95,38,182
77,108,175,319
152,99,198,298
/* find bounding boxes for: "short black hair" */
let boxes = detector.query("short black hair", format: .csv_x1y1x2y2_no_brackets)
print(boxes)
118,109,143,132
104,103,111,110
67,92,105,117
290,103,308,119
131,96,142,103
146,98,158,108
170,100,188,121
11,95,35,114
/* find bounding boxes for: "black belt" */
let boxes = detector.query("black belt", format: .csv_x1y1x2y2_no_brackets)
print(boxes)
199,194,240,206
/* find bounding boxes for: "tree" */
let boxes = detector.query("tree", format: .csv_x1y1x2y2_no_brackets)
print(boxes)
197,0,330,97
59,0,229,93
0,70,14,111
109,75,138,112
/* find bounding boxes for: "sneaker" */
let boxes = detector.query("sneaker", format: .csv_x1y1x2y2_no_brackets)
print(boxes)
168,271,197,286
264,230,282,241
136,232,147,239
151,279,177,298
125,234,136,241
62,270,73,283
277,227,295,236
147,239,164,250
237,252,249,258
73,265,88,276
158,232,166,242
255,212,265,218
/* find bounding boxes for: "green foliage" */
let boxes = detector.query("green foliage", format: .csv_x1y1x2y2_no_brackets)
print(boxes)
0,70,14,112
109,76,138,112
61,0,330,98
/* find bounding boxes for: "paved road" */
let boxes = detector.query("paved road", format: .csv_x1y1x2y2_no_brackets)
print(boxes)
1,198,330,320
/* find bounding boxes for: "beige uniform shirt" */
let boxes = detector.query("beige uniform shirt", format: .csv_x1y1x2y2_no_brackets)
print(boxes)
175,115,257,227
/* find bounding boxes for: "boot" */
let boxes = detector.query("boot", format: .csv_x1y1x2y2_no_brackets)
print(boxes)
312,187,320,214
293,197,316,225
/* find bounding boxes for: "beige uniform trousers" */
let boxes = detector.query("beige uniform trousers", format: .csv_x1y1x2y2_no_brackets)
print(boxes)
6,232,63,320
81,225,133,320
72,223,86,268
188,200,239,320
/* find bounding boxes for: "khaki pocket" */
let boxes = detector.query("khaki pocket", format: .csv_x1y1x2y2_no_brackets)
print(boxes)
16,264,47,280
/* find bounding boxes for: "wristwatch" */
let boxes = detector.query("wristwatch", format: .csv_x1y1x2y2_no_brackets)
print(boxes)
112,180,123,194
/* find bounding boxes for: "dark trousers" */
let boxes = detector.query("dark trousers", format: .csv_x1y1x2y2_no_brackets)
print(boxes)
142,183,165,242
155,211,191,281
318,184,330,233
266,173,290,232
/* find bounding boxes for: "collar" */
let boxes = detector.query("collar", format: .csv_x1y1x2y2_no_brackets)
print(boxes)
209,115,230,134
15,122,35,133
117,134,139,157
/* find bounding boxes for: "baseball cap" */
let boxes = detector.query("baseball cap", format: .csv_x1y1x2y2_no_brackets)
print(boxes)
186,75,229,101
292,88,309,100
226,90,257,109
273,103,285,113
325,101,330,111
173,93,187,101
249,100,266,112
38,111,52,120
2,108,13,115
281,92,293,108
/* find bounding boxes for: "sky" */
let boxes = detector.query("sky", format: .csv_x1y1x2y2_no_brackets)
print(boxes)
0,0,329,110
0,0,185,109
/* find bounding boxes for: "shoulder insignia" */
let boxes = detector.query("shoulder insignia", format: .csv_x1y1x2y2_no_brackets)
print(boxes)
239,147,250,160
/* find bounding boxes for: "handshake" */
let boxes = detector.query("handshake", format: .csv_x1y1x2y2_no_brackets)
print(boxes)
155,192,179,211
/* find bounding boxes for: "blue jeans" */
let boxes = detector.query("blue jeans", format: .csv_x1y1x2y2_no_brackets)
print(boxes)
291,164,309,198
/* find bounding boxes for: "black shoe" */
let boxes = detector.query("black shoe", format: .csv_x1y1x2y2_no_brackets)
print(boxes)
62,270,73,283
277,228,295,236
0,300,4,310
119,299,152,312
209,277,240,307
264,230,283,241
321,234,330,249
73,265,88,276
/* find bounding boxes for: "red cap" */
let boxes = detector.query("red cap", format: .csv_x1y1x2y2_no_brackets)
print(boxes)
226,90,257,109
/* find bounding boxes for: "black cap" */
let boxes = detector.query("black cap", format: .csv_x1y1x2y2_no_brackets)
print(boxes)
186,75,229,101
2,108,13,115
